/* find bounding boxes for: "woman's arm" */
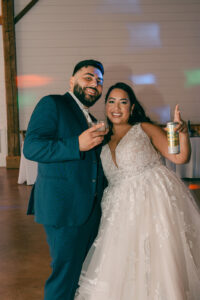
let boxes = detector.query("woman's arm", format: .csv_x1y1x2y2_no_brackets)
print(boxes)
141,105,191,164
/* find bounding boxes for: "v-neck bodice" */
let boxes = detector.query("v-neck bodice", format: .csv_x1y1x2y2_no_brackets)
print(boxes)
100,123,162,185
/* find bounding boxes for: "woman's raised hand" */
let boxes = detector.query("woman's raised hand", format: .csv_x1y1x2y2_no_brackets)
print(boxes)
174,104,188,134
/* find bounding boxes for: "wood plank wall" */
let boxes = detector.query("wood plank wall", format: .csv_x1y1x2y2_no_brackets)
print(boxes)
14,0,200,128
0,0,199,167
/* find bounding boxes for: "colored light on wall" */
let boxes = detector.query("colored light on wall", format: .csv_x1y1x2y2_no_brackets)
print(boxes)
149,106,171,124
185,69,200,87
100,0,140,13
18,92,37,107
130,74,156,85
16,75,53,88
127,23,161,47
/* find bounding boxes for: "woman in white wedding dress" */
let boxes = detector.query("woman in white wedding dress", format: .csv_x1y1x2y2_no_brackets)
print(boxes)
76,82,200,300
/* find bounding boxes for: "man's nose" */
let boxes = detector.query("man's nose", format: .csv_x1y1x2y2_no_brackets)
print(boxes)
90,78,98,87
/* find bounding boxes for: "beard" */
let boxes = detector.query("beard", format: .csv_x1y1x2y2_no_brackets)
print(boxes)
73,83,101,107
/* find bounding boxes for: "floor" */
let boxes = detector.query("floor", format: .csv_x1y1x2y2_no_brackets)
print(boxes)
0,168,50,300
0,168,199,300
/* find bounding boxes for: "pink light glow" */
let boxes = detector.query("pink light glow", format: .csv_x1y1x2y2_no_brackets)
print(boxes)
16,75,53,88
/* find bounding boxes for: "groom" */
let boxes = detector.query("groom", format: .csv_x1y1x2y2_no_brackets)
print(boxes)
23,59,107,300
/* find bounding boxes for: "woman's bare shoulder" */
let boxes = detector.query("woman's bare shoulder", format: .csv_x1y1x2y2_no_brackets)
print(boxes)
140,122,165,139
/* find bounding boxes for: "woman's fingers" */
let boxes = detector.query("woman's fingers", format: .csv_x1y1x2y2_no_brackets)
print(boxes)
174,104,181,123
172,105,188,133
175,120,188,133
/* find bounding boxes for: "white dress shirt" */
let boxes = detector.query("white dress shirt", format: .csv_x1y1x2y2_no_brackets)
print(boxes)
69,91,93,126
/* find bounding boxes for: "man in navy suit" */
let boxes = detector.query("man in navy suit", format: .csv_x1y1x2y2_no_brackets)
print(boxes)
23,59,107,300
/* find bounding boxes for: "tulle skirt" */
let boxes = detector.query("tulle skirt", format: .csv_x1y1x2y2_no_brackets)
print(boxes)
76,165,200,300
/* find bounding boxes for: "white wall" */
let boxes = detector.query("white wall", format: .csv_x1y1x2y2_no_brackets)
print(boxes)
0,2,7,166
13,0,200,129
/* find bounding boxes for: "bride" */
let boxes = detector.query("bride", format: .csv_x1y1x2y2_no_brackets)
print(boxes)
76,82,200,300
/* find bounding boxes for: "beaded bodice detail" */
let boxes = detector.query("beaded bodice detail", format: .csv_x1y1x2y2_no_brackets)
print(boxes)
101,124,162,185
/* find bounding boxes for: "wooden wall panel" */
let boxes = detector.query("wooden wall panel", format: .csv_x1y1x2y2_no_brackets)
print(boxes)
12,0,200,128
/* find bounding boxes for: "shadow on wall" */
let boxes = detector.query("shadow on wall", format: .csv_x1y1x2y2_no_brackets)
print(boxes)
136,87,171,124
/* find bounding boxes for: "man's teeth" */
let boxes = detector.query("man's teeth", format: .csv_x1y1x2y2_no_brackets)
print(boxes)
87,88,95,95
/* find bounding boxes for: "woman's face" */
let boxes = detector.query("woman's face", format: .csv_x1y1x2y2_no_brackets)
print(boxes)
106,88,134,125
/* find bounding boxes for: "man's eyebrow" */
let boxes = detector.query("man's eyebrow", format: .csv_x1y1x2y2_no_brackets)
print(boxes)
84,72,103,80
84,72,94,77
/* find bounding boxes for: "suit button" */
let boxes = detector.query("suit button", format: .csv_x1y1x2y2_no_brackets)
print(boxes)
92,179,96,183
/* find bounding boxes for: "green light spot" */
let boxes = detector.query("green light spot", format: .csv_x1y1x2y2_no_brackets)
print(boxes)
185,69,200,87
18,92,37,107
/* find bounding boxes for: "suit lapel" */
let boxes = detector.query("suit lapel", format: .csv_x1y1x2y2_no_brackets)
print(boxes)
63,93,101,160
63,92,89,130
89,114,96,123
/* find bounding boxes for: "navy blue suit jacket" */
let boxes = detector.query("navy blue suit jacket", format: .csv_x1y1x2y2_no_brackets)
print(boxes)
23,92,106,227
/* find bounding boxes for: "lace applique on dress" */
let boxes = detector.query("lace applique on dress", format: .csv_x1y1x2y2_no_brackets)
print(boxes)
77,123,200,300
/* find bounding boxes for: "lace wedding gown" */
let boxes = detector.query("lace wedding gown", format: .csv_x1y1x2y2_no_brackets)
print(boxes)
76,124,200,300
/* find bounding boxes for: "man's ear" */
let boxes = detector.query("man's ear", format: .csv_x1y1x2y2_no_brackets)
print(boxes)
69,76,75,91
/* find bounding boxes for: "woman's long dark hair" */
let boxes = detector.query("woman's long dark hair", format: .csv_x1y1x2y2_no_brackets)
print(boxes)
104,82,152,144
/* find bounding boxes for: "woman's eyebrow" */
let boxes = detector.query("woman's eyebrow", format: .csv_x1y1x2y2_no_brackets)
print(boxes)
108,97,129,101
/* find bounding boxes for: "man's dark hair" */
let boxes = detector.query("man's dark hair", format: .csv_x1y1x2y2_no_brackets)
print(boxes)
72,59,104,76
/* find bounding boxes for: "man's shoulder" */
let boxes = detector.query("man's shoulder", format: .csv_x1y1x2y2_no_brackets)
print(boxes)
43,92,70,101
37,92,71,106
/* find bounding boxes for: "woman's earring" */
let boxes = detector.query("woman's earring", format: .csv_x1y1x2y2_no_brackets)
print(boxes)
131,105,134,116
